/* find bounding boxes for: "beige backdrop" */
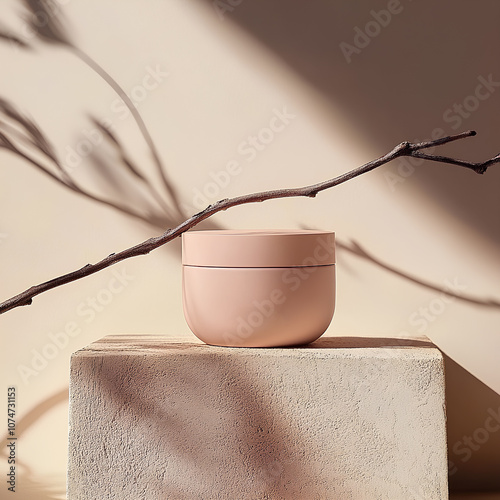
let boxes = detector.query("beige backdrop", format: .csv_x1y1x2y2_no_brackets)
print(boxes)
1,0,499,497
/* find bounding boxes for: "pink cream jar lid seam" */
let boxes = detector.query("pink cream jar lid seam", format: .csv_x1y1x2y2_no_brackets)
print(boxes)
182,230,336,347
182,229,335,268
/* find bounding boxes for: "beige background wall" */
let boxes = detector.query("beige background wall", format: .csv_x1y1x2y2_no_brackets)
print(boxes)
1,0,499,497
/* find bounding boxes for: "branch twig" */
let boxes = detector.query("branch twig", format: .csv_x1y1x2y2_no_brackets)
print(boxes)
1,130,498,315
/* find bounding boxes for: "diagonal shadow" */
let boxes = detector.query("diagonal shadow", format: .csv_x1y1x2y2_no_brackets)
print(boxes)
198,0,500,246
337,238,500,309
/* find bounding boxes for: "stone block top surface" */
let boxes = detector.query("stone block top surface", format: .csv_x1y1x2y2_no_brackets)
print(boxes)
73,334,440,360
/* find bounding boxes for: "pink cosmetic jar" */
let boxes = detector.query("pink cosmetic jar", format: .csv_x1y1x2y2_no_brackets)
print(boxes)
182,230,335,347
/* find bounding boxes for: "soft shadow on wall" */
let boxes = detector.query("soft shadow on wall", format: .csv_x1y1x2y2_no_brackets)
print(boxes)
445,355,500,492
201,0,500,245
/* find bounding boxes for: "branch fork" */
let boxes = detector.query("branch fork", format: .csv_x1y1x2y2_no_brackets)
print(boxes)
1,130,498,315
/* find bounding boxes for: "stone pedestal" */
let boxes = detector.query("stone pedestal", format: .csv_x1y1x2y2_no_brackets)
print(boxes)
68,335,448,499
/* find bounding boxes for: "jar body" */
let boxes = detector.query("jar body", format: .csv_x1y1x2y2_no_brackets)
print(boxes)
182,264,335,347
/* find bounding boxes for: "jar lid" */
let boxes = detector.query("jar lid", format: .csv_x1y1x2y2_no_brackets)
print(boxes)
182,230,335,268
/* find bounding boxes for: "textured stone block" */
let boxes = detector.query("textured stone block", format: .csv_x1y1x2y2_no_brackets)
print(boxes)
68,335,448,499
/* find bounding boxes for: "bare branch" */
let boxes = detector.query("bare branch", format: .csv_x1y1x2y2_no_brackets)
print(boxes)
1,130,498,315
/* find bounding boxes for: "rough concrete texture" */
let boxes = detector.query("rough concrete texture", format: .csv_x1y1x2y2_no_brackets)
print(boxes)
67,335,448,500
